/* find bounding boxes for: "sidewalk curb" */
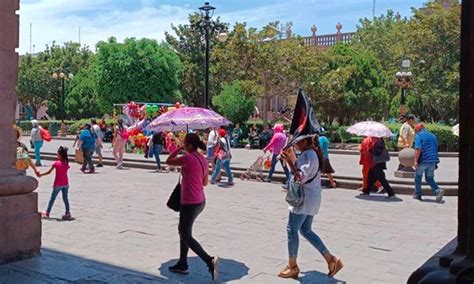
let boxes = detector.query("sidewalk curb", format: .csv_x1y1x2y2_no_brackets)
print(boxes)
35,151,458,196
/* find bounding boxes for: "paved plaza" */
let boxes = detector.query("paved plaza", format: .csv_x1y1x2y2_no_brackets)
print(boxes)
0,161,457,283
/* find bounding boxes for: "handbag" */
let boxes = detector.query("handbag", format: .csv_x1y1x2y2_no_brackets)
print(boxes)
166,153,206,212
75,148,84,164
285,157,320,208
167,178,181,212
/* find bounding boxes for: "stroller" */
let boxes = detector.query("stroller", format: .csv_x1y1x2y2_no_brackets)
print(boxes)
240,154,270,181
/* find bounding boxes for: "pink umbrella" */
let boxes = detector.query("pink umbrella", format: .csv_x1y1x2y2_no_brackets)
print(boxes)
146,107,231,132
347,121,393,138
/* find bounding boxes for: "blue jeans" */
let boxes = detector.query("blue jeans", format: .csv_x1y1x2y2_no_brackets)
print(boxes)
152,144,163,169
211,159,233,183
287,212,329,258
47,186,70,214
415,163,440,196
231,136,239,148
34,140,44,166
207,146,215,160
267,154,290,181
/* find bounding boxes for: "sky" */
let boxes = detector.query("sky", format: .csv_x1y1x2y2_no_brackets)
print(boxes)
18,0,428,55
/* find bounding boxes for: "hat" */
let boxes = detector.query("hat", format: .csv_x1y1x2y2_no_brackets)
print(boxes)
415,123,424,132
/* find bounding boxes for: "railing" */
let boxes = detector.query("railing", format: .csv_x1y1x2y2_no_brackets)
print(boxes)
302,32,355,48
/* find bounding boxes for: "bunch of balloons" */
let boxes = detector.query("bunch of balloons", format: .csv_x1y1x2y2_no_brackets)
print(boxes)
146,105,159,118
126,101,141,119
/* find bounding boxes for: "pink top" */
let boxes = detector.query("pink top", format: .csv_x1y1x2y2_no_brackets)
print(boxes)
263,132,287,155
178,150,209,205
166,133,178,152
52,160,70,187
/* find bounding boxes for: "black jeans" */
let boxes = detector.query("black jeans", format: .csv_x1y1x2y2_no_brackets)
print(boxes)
82,148,95,172
178,202,212,267
365,163,395,196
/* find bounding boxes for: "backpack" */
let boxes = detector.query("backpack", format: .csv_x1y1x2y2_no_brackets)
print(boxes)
40,128,52,142
16,146,30,170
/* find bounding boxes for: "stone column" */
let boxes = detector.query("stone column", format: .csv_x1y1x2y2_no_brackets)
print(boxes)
0,0,41,264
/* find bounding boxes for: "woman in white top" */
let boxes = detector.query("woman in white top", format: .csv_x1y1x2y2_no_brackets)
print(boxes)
278,135,343,279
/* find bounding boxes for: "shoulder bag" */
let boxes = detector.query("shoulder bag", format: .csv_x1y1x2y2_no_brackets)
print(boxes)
166,153,206,212
285,157,320,208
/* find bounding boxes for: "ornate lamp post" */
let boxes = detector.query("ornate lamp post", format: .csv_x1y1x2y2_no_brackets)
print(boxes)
395,59,413,119
198,2,227,109
52,71,73,137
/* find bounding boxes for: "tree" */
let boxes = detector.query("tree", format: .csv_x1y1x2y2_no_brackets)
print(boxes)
212,80,256,124
95,37,183,113
17,42,93,119
165,13,227,107
308,43,388,125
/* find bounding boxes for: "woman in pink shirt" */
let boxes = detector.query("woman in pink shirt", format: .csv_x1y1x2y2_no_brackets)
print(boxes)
166,133,219,281
263,124,291,183
37,146,72,220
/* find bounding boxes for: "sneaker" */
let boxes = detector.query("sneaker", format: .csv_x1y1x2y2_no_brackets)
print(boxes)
116,164,123,169
168,262,189,275
96,164,104,168
413,194,422,201
376,187,385,194
436,189,445,203
227,181,234,186
264,178,272,183
62,213,72,220
80,168,86,174
209,256,219,281
41,211,49,219
360,191,370,196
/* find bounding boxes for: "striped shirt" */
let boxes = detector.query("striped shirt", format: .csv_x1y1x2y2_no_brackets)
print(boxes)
414,129,439,164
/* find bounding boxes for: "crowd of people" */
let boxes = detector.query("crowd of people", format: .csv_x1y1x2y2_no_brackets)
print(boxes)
14,111,448,281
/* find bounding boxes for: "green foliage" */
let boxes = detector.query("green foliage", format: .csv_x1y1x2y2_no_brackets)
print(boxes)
95,37,182,113
17,42,93,119
165,13,228,106
212,80,256,124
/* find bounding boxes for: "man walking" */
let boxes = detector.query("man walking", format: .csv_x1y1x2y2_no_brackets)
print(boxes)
91,119,104,167
413,124,444,202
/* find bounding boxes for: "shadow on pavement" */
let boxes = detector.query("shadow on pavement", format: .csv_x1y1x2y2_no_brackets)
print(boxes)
355,194,403,202
0,248,166,283
158,257,249,283
298,270,346,283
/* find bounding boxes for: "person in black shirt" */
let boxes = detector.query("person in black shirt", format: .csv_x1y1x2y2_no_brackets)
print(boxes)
151,132,165,172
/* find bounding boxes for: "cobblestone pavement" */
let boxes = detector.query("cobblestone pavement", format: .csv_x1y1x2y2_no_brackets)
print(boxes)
22,137,458,183
0,163,457,283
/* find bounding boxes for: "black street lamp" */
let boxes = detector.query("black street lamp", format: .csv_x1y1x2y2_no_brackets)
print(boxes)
395,59,413,120
52,71,73,136
198,2,227,109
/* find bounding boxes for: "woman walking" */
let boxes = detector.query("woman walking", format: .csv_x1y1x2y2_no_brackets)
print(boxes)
263,124,290,183
166,133,219,281
361,137,396,198
278,136,343,279
113,119,128,169
151,132,165,172
210,128,234,186
78,124,97,174
30,120,44,166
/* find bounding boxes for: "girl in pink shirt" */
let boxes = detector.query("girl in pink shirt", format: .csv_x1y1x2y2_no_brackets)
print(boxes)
166,133,219,281
38,146,72,220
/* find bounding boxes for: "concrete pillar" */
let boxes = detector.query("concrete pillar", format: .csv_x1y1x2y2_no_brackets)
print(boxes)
0,0,41,264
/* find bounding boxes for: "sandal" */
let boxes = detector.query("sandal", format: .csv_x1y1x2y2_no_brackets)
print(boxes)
328,257,343,277
278,265,299,279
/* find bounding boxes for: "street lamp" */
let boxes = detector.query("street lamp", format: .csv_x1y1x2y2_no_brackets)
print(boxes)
52,70,73,137
395,59,413,120
199,2,227,109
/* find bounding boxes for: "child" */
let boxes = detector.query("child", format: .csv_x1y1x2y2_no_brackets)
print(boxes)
38,146,72,220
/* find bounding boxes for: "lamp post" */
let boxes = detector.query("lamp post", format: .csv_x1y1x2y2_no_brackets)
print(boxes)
395,59,413,120
52,71,73,137
199,2,227,109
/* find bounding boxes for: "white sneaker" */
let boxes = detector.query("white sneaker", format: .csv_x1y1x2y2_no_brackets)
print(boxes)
436,189,445,203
